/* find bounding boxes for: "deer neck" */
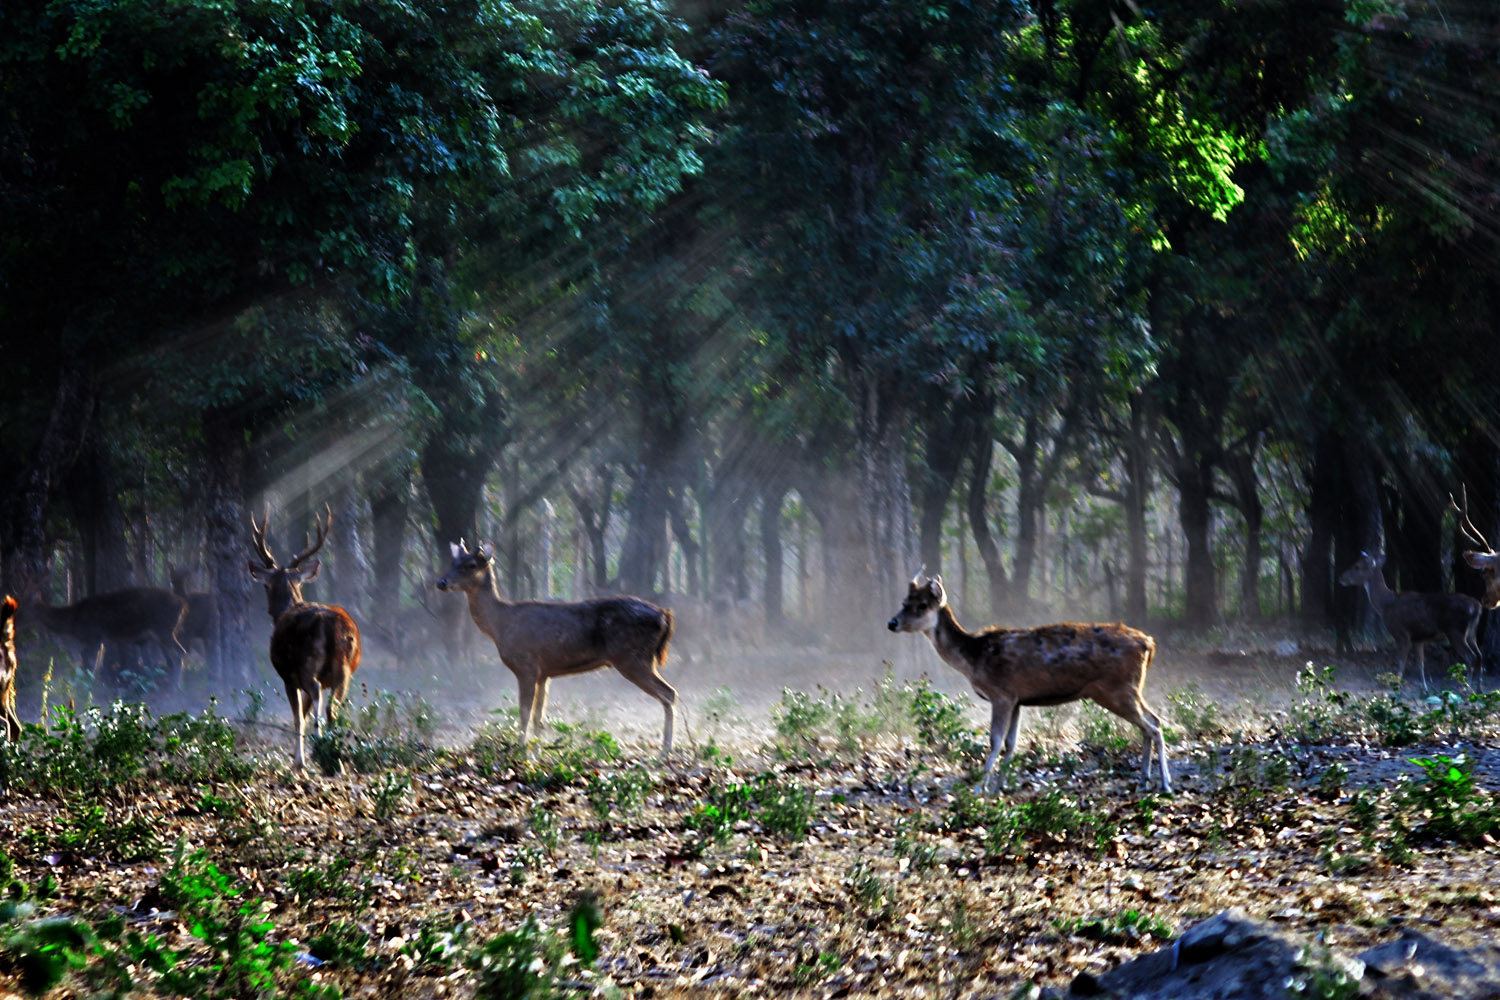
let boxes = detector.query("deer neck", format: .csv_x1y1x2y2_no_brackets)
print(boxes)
1359,574,1398,613
465,569,514,634
928,604,979,679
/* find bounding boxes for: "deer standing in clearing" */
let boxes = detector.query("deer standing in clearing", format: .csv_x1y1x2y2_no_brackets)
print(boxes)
248,505,361,771
1337,551,1479,690
28,587,188,686
436,540,677,757
887,572,1170,794
1,596,21,740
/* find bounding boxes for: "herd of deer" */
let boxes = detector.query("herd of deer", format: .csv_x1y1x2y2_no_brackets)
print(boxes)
1,493,1499,794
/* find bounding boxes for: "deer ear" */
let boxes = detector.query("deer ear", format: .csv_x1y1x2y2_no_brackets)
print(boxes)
291,558,322,583
247,562,270,582
450,541,462,560
1465,550,1497,569
926,577,943,597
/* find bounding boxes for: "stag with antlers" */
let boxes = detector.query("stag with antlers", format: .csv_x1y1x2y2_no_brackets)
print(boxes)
1452,488,1500,612
248,505,361,771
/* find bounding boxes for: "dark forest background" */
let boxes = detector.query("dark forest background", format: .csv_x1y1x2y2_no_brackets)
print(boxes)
5,0,1500,694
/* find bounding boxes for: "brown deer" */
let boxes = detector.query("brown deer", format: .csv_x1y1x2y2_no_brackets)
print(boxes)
1,596,21,740
248,505,362,771
436,539,677,757
170,566,219,661
1337,551,1480,690
1452,489,1500,611
887,572,1170,794
28,587,188,685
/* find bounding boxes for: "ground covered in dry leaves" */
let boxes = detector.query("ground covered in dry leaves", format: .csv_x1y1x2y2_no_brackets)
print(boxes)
3,652,1500,999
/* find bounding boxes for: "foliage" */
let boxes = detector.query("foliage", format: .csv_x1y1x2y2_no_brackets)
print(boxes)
687,772,816,844
468,896,602,1000
0,702,251,796
1054,909,1174,944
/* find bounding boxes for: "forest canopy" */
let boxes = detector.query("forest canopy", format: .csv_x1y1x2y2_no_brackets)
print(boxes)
3,0,1499,686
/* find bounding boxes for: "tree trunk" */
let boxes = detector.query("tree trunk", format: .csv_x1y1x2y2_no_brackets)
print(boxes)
916,408,970,577
1123,393,1151,623
1177,451,1217,625
325,478,369,617
966,434,1008,619
761,486,787,628
1,365,95,602
1302,427,1340,628
848,365,915,647
703,468,750,601
63,431,131,595
666,487,701,597
369,479,410,631
617,464,670,596
1224,441,1264,621
202,409,255,686
565,470,615,591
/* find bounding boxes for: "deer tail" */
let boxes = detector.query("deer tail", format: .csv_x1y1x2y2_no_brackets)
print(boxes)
1141,633,1157,675
654,607,675,667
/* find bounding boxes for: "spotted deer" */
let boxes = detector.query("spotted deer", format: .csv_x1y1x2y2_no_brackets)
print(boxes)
1337,550,1479,690
887,572,1169,793
248,505,362,771
1,596,20,740
436,539,677,757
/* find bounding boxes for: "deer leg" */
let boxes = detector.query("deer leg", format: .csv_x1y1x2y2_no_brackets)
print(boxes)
621,666,678,759
286,681,307,771
515,675,538,744
1094,689,1172,794
532,677,551,735
169,634,188,691
978,696,1017,794
1002,703,1022,759
328,672,352,728
313,683,326,735
1412,641,1427,691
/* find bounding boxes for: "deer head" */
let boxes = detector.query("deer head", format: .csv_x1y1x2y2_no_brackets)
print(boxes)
248,504,331,620
1452,488,1500,609
436,538,494,594
888,570,946,633
1337,550,1384,588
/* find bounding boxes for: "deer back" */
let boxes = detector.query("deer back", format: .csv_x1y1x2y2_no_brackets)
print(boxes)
492,596,670,670
34,588,187,644
968,621,1155,705
268,603,361,683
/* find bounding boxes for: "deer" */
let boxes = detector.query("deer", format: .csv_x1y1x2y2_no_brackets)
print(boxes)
1,596,21,740
248,505,362,771
436,539,678,758
1337,550,1480,690
27,587,188,686
1451,488,1500,611
887,571,1170,794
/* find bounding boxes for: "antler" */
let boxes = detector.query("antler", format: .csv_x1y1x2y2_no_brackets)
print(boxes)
287,504,333,568
249,505,278,569
1449,486,1493,553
